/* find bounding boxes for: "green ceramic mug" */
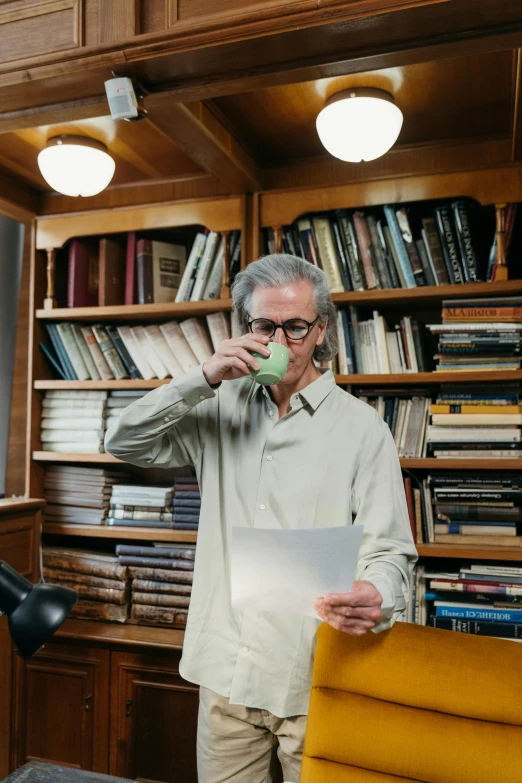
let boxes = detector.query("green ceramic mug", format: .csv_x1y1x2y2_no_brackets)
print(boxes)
250,342,290,385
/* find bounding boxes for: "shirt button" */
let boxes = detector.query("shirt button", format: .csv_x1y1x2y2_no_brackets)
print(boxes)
199,395,205,400
242,646,250,653
259,504,266,510
266,456,273,461
163,416,169,422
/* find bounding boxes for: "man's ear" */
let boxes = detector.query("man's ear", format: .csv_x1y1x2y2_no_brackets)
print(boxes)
316,317,327,346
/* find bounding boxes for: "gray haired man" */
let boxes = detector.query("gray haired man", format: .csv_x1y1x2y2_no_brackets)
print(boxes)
105,254,417,783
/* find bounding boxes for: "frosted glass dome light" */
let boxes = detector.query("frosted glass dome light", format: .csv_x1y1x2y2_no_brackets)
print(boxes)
37,135,116,197
316,88,403,163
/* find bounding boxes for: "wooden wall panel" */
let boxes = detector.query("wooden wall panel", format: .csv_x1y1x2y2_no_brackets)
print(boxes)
98,0,139,43
0,0,81,63
5,222,31,498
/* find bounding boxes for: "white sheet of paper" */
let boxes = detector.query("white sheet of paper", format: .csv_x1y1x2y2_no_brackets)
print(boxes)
230,525,364,617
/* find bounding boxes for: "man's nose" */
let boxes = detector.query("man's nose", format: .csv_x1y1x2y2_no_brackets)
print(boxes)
272,326,289,347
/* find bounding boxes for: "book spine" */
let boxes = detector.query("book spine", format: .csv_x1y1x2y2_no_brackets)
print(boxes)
71,600,129,622
125,231,137,305
116,545,195,559
43,568,126,590
367,215,392,288
434,205,463,284
56,323,90,380
130,604,187,626
136,239,153,304
80,326,114,380
335,211,365,291
132,592,191,608
430,615,522,638
436,606,522,622
71,324,100,380
117,556,194,569
91,324,128,380
106,325,142,379
133,579,192,595
451,200,480,282
106,518,173,529
352,211,379,289
382,206,416,288
128,567,194,583
422,218,450,283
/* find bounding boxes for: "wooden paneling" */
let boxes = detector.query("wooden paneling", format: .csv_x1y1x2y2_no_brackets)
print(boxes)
6,222,31,497
0,0,81,64
259,166,522,227
110,650,199,782
98,0,139,43
12,643,110,772
35,196,244,249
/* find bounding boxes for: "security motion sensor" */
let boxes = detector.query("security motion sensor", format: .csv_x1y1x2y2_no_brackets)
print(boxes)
104,76,147,122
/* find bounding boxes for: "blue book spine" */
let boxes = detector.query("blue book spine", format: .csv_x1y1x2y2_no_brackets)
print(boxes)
341,310,354,373
383,206,416,288
436,606,522,622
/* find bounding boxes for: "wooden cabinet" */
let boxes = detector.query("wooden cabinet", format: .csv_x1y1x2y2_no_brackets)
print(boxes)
12,642,110,772
110,650,199,783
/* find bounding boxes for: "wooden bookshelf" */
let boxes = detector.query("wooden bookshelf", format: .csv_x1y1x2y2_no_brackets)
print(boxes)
337,371,522,385
54,617,185,650
332,279,522,307
33,451,123,463
417,544,522,561
42,523,197,542
36,299,233,322
34,379,171,390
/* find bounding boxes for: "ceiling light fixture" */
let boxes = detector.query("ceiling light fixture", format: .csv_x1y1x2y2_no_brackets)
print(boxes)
316,88,403,163
37,135,116,197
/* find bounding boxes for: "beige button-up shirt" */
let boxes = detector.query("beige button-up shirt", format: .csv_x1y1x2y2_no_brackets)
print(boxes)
105,365,417,717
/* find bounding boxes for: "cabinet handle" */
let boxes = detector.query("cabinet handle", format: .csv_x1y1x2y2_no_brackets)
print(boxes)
126,699,133,717
84,694,93,711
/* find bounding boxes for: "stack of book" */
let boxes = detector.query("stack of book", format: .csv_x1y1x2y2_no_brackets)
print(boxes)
42,546,130,623
41,313,231,381
427,296,522,373
428,472,522,547
264,199,507,293
67,230,241,307
105,390,147,432
355,390,431,457
41,390,108,453
426,563,522,641
107,481,200,530
43,465,128,525
427,380,522,459
116,543,195,628
333,306,429,374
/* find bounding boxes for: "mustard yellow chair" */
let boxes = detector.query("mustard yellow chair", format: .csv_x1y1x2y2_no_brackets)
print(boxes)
301,621,522,783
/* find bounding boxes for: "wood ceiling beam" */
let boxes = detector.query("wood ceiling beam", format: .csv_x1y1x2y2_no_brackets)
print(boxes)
144,97,262,192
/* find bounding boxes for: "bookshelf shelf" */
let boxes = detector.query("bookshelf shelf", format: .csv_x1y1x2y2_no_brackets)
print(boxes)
331,280,522,307
54,617,185,650
35,299,233,322
416,544,522,561
33,370,522,391
337,370,522,385
34,379,171,390
42,523,198,542
401,458,522,470
33,451,122,463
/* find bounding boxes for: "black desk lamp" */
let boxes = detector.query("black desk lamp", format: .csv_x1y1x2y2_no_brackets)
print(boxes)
0,560,78,657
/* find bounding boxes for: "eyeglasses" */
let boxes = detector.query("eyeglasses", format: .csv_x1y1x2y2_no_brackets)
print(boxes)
247,316,319,341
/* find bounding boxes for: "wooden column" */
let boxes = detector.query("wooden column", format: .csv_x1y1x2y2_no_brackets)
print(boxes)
494,203,509,282
220,231,231,300
43,248,57,310
273,226,283,254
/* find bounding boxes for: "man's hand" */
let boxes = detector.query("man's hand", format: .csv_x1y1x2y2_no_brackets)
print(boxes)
202,334,271,386
313,580,383,635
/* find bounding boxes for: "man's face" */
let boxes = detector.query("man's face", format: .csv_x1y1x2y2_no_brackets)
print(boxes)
248,281,327,385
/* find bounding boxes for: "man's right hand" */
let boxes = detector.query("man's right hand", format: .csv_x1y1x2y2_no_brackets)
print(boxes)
202,334,272,386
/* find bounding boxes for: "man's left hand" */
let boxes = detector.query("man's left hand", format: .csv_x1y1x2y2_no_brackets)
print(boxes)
313,580,383,635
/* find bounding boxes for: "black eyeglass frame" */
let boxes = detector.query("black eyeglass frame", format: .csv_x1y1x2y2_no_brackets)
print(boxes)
247,315,320,341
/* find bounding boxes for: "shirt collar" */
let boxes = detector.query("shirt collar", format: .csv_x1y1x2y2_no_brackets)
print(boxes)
247,368,336,412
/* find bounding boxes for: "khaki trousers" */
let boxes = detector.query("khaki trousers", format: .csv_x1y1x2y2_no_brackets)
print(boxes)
197,686,307,783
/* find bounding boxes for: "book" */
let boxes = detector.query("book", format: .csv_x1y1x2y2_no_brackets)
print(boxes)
56,322,90,380
382,205,416,288
98,237,126,305
190,231,219,301
106,325,142,379
352,211,378,289
71,324,101,380
127,567,194,583
152,240,186,303
311,216,344,292
176,232,207,302
81,326,113,380
39,342,67,379
202,236,226,300
395,207,426,286
132,579,192,595
334,210,365,291
42,548,127,579
132,592,190,608
434,205,464,284
91,324,128,379
129,604,188,627
116,325,155,380
125,230,137,305
116,544,195,560
143,325,184,378
159,321,199,372
71,600,129,622
67,238,98,307
434,603,522,622
206,312,230,352
179,318,213,364
430,616,522,639
421,217,449,284
367,214,392,288
132,325,168,379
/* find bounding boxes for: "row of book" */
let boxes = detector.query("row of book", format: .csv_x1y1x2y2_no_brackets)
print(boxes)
42,465,200,530
42,545,194,628
358,380,522,459
404,472,522,546
404,562,522,642
42,312,235,381
118,544,194,628
66,230,241,308
264,201,517,293
40,390,146,453
428,296,522,373
333,307,429,375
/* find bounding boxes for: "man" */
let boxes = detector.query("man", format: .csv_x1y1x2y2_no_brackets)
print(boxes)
105,253,418,783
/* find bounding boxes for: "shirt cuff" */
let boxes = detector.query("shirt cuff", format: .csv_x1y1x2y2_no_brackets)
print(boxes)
173,365,217,408
362,573,404,635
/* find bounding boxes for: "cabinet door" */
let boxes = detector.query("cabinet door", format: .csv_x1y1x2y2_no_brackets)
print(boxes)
110,650,199,783
12,642,110,772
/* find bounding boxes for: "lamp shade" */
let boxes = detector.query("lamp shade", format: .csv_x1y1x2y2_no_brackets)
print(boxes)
316,88,403,163
0,560,77,658
37,135,116,197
